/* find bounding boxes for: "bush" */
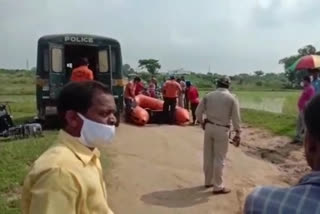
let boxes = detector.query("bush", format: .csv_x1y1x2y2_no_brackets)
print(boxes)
256,81,263,86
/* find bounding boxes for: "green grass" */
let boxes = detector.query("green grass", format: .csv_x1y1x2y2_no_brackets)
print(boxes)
200,90,300,138
241,109,296,138
0,133,56,214
0,71,35,95
0,70,51,213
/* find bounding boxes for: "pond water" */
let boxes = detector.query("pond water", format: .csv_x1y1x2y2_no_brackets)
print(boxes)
237,96,285,114
233,91,299,115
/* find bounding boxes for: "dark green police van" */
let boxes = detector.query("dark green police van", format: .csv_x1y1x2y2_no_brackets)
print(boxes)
36,34,124,126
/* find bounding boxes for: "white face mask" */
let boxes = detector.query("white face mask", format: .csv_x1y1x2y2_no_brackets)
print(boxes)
77,113,115,148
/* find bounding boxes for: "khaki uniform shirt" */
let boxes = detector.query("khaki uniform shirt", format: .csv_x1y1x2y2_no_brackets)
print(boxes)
195,88,241,131
21,130,114,214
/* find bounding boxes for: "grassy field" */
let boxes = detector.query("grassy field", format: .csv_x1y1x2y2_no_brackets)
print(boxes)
0,70,300,213
0,133,56,214
200,90,299,137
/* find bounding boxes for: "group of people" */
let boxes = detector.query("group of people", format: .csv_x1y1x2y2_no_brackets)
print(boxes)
20,71,320,213
293,69,320,144
162,76,200,125
124,75,200,125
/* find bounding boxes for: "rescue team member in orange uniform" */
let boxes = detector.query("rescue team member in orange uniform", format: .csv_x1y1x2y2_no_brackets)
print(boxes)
124,77,141,121
22,81,116,214
162,76,182,124
70,57,94,82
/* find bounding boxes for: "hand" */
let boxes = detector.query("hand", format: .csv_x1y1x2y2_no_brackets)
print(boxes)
201,122,206,130
232,135,241,147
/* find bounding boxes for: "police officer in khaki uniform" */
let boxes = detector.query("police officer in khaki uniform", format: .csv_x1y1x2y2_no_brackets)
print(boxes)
196,76,241,194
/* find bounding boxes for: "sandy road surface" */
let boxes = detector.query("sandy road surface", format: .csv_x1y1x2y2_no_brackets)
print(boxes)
105,124,291,214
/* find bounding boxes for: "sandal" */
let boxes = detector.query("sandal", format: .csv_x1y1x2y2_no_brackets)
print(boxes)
213,187,231,195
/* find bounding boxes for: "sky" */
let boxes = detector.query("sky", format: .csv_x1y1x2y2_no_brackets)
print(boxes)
1,0,320,74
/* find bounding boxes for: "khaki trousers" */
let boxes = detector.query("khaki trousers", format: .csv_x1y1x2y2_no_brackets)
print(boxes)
295,111,305,143
203,123,229,191
178,94,185,108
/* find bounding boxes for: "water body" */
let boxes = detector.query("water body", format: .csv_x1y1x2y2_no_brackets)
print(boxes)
238,96,285,114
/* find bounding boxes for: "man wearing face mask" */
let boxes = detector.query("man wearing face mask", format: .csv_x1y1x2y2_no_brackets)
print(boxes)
21,81,116,214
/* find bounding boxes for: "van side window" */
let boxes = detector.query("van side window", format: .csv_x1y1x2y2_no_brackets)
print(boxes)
99,50,109,73
43,49,49,72
52,48,63,72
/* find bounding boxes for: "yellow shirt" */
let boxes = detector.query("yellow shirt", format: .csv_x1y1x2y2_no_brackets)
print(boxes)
21,130,114,214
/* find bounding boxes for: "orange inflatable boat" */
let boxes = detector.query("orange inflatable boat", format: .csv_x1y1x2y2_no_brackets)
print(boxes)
130,95,190,126
130,106,150,126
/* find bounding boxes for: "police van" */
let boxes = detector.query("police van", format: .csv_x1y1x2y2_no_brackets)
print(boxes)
36,34,124,126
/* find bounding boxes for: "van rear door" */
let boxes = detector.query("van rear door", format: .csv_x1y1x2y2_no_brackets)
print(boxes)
49,43,65,100
96,46,112,91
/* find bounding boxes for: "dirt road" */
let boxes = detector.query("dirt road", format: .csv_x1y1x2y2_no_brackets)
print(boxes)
105,124,304,214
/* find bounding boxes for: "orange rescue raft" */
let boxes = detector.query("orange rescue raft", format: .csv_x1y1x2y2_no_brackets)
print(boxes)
130,95,190,126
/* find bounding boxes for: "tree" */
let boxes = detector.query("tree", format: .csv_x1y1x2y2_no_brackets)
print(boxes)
298,45,316,55
254,70,264,77
256,81,263,86
122,64,135,77
122,64,130,76
138,59,161,75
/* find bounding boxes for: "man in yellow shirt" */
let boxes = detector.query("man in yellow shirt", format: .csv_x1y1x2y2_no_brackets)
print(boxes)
22,81,116,214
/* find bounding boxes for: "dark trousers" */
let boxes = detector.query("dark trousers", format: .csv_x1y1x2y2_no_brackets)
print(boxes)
185,93,189,110
190,103,199,123
124,98,134,121
163,97,177,124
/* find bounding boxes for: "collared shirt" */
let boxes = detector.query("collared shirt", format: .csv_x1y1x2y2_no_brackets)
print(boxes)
71,65,94,82
21,130,114,214
312,79,320,94
187,86,199,104
298,85,315,112
162,80,182,98
244,171,320,214
195,88,241,131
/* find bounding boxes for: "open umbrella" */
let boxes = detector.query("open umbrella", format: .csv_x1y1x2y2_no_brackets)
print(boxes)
288,55,320,71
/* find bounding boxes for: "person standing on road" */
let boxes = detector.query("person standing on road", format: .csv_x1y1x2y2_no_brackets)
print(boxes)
70,57,94,82
196,76,241,194
162,76,182,124
244,94,320,214
310,69,320,94
124,77,140,121
22,81,116,214
178,77,186,108
186,81,200,125
181,76,189,110
292,76,315,144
